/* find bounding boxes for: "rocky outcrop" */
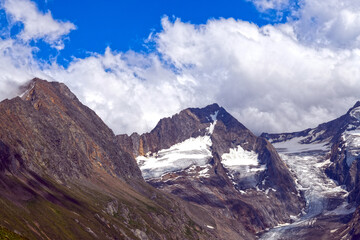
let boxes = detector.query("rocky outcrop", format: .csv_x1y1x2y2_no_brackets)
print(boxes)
118,103,305,237
335,207,360,240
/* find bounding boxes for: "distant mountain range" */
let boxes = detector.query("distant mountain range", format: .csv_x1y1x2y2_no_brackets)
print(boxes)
0,78,359,239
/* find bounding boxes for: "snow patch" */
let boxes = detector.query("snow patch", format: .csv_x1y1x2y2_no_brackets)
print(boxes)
207,121,216,135
272,136,330,154
137,135,212,179
207,110,219,134
19,82,35,99
206,225,214,229
342,129,360,166
324,202,356,216
350,106,360,120
221,145,265,189
221,145,259,166
198,165,211,178
210,110,219,122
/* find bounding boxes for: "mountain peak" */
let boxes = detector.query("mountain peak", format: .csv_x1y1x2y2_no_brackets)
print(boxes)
20,78,77,107
353,101,360,109
197,103,221,112
347,101,360,120
186,103,222,123
1,77,142,181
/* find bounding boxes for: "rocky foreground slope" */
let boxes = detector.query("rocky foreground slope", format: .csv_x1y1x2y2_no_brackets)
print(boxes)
0,78,223,240
118,103,305,238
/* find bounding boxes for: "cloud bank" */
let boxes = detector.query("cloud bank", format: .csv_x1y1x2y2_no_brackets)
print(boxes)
1,0,360,136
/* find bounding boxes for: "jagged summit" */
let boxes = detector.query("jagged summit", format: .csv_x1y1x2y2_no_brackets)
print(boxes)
118,103,253,156
186,103,221,123
349,100,360,111
118,102,305,236
187,103,249,132
19,78,78,103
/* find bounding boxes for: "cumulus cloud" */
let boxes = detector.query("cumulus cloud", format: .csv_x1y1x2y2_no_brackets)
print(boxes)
149,17,360,134
250,0,360,49
2,0,76,49
44,16,360,135
250,0,290,12
293,0,360,49
1,0,360,136
0,38,49,99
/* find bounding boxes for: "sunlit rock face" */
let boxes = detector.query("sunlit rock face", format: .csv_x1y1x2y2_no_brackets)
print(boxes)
118,103,305,237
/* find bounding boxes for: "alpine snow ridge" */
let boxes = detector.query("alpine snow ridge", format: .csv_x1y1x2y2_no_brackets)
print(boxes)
118,103,305,239
261,101,360,239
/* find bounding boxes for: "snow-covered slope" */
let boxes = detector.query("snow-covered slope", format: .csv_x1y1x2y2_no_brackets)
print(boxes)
261,102,360,239
136,122,215,179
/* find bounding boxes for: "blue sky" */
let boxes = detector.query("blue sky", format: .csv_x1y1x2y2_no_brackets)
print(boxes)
2,0,273,65
1,0,360,135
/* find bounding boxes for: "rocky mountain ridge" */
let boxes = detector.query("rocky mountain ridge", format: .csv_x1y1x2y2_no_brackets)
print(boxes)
2,77,360,239
118,103,305,238
0,78,223,240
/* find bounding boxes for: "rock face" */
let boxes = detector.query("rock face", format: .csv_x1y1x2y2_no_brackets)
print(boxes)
0,78,141,181
118,103,305,238
261,101,360,239
0,78,221,240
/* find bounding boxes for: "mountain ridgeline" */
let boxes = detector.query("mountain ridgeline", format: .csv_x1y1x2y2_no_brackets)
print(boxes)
118,103,305,238
1,78,360,240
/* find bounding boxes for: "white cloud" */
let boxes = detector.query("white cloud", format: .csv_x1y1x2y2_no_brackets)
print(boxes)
251,0,290,12
2,0,360,136
3,0,76,49
293,0,360,49
43,17,360,135
151,17,360,134
0,38,49,99
250,0,360,49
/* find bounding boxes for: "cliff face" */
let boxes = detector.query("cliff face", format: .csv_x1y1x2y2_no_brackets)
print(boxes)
118,103,305,237
0,78,221,240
